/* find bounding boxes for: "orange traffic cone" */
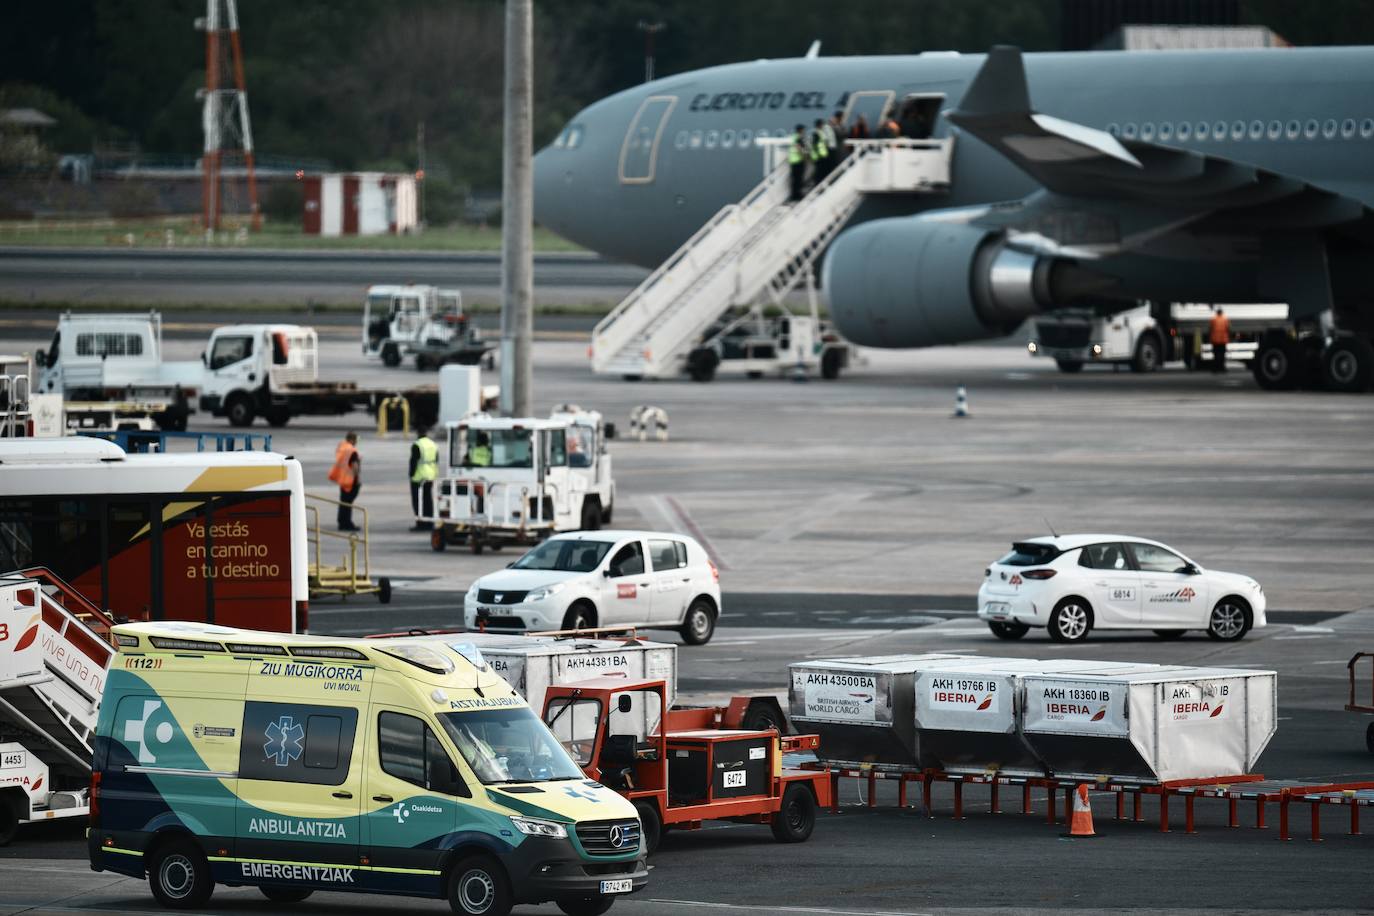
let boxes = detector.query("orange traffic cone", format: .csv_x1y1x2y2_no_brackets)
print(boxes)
1062,784,1098,838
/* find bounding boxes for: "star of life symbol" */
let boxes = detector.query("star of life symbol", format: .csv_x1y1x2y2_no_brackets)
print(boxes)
392,803,410,824
123,700,173,764
264,715,305,767
563,785,601,803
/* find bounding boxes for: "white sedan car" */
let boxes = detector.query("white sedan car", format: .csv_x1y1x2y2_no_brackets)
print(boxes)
977,534,1265,642
464,530,722,644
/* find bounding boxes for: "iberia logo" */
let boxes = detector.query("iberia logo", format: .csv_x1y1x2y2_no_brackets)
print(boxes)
13,614,39,652
1150,587,1196,603
976,696,994,711
1090,707,1107,722
1210,704,1225,718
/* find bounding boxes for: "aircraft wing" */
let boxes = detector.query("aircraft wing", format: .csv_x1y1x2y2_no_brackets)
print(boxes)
947,47,1373,239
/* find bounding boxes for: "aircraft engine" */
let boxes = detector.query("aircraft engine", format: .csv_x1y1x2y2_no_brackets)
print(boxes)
822,215,1088,348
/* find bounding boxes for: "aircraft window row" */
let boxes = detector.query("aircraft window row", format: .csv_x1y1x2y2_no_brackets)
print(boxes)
673,127,790,150
1107,118,1374,143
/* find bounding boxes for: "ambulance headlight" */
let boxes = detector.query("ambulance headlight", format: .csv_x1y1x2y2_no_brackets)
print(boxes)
510,816,568,838
527,583,565,602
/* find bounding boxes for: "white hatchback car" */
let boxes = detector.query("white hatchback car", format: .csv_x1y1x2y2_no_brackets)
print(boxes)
464,530,722,644
977,534,1266,642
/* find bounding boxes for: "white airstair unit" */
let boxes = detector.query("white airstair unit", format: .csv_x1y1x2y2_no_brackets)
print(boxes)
590,138,954,379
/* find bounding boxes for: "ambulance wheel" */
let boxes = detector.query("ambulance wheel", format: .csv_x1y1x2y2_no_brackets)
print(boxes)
987,621,1029,640
562,602,596,631
1048,598,1092,642
634,801,662,855
381,342,402,367
260,886,313,903
557,897,615,916
224,393,255,428
680,599,716,645
431,528,447,552
148,839,214,908
1055,359,1084,373
1206,598,1251,641
447,853,512,916
377,577,392,604
1365,721,1374,755
771,783,816,843
0,796,18,846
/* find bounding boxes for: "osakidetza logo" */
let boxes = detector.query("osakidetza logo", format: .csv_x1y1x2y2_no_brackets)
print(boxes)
1150,586,1197,603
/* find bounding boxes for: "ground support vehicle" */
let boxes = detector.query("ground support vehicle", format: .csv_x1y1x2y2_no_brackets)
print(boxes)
0,572,115,844
463,532,722,644
363,284,493,370
32,312,196,430
304,493,392,604
1028,302,1286,374
541,677,829,854
0,436,309,632
976,535,1266,643
1345,652,1374,754
90,623,647,915
430,409,615,554
195,323,441,428
685,309,851,382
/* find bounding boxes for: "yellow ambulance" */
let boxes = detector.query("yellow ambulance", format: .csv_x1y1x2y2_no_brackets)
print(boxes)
89,622,647,915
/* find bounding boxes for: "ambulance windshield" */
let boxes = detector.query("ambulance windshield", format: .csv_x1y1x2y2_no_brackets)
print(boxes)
439,707,585,784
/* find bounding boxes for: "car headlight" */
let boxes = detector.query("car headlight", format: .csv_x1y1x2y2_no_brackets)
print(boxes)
527,583,565,602
465,582,479,601
509,816,567,838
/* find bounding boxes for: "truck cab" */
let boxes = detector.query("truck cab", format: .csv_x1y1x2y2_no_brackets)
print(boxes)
198,324,319,427
432,409,615,554
541,678,828,854
363,284,481,369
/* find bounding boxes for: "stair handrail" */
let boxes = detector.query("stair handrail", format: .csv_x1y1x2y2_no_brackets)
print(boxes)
11,566,118,644
591,162,791,358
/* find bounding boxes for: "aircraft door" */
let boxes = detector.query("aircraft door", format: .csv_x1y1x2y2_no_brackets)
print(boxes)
619,95,677,184
840,90,895,137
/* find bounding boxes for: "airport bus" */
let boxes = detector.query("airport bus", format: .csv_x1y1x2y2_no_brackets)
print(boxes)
0,437,308,631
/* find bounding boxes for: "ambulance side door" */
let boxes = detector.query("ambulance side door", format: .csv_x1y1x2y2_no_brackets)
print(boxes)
234,661,371,888
360,708,467,896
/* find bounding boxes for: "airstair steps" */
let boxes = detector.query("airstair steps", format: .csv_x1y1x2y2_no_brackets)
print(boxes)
590,139,953,379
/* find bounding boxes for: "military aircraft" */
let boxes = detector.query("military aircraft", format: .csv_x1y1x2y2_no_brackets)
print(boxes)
533,45,1374,392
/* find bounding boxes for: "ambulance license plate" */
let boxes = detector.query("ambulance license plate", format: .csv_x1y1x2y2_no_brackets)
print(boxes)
600,879,634,895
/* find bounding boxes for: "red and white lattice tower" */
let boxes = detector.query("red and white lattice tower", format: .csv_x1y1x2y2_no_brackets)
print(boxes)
198,0,260,231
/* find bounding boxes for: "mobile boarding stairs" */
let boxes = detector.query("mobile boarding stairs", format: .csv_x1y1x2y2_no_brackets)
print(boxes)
589,138,953,380
0,570,116,840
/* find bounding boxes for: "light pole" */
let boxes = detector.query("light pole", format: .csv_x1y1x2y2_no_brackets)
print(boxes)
500,0,534,417
637,20,666,83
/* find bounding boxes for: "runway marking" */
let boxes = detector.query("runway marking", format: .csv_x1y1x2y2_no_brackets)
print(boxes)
643,900,932,916
662,494,729,571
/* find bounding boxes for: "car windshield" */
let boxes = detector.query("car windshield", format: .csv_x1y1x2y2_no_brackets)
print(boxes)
438,707,585,785
512,539,613,572
998,542,1061,566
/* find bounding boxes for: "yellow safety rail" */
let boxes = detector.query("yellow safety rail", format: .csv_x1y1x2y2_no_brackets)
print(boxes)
304,492,391,602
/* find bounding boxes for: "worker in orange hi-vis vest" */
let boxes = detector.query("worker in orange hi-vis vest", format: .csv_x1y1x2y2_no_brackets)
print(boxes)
1208,306,1232,374
328,431,362,531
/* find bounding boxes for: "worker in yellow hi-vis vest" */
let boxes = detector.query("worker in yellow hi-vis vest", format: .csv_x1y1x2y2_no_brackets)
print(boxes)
409,426,439,531
787,124,808,202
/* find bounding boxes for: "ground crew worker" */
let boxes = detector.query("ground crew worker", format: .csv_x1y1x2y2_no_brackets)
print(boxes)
1209,305,1232,373
409,425,438,531
810,119,830,187
787,124,808,202
328,431,362,531
827,110,845,165
467,431,492,467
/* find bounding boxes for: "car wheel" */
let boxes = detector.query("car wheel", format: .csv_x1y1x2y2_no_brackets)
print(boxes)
447,853,512,916
260,886,314,902
987,621,1029,640
1206,598,1251,641
1048,599,1092,642
770,783,816,843
562,602,596,632
1152,629,1186,639
557,896,615,916
635,800,662,855
148,839,214,909
680,599,716,645
224,393,255,428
